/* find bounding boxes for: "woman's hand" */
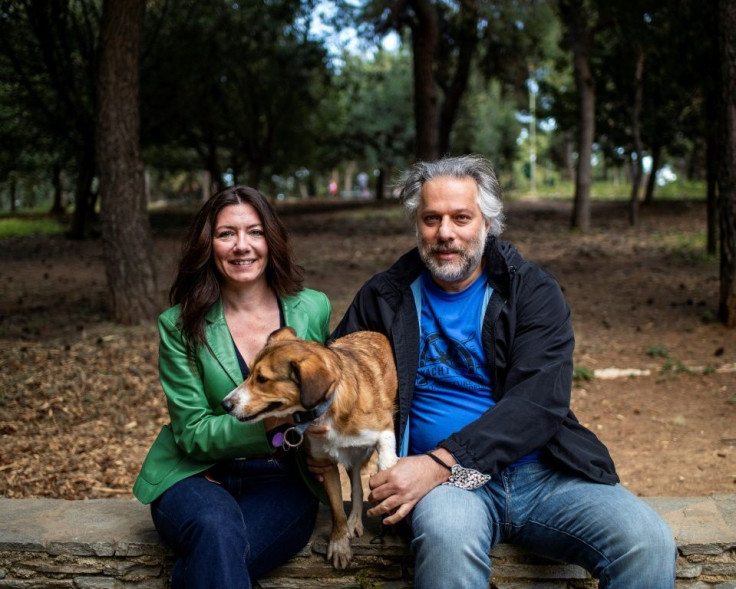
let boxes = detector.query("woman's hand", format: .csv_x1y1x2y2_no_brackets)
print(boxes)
307,423,330,438
304,424,333,481
306,455,336,482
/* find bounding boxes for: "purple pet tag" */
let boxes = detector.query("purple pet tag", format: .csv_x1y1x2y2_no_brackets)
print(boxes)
271,431,285,448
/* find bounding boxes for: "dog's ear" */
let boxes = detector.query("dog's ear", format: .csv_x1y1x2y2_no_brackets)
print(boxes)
291,355,336,410
267,326,298,344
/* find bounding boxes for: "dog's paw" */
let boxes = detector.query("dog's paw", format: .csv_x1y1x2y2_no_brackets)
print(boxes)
327,535,353,569
347,514,364,539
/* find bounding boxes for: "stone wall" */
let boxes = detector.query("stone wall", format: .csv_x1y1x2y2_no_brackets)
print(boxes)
1,496,735,588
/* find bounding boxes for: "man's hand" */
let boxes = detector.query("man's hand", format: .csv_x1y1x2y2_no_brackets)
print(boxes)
366,449,454,525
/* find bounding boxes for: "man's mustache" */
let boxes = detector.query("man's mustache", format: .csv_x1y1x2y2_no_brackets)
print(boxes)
430,245,463,255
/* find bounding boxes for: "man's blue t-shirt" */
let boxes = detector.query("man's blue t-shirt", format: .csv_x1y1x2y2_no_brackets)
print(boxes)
409,269,539,466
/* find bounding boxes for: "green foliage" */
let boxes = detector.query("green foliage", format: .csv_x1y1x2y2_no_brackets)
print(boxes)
573,365,595,381
647,345,669,358
329,48,415,173
0,0,726,213
652,229,717,265
453,76,521,175
140,0,332,189
645,345,722,381
507,178,708,201
0,0,100,211
661,356,692,376
0,216,67,238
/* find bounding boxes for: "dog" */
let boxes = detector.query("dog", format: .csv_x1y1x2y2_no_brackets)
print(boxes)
221,327,398,569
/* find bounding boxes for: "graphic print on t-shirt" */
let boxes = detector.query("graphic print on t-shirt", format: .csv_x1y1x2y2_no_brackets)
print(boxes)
416,332,476,389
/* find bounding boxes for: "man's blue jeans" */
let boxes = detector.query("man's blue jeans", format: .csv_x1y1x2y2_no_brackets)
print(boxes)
409,462,676,588
150,457,318,589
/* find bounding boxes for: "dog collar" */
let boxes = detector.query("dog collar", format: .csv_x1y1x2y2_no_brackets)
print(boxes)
281,396,334,449
292,396,334,434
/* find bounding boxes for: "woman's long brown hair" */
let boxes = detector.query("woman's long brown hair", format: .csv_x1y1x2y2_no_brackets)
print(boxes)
169,186,304,356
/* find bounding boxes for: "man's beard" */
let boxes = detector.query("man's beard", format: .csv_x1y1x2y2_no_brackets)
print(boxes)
418,225,488,284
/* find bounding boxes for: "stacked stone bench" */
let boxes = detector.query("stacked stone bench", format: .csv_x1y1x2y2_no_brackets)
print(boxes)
1,495,735,588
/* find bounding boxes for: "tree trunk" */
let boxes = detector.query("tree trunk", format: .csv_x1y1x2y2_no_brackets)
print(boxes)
343,160,357,195
559,0,594,232
628,49,645,226
706,130,719,256
248,165,262,189
50,161,65,215
705,74,720,256
96,0,159,325
9,176,17,213
717,0,736,327
207,151,222,194
201,170,211,202
438,1,479,156
564,132,576,182
409,0,440,161
643,142,661,205
68,142,96,239
376,167,386,201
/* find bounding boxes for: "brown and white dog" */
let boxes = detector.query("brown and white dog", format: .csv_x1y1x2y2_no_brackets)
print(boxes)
221,327,398,569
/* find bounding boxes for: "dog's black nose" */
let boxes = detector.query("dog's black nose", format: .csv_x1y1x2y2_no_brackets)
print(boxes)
221,398,234,413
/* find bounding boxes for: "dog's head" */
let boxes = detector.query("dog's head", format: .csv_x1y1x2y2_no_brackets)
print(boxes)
221,327,339,423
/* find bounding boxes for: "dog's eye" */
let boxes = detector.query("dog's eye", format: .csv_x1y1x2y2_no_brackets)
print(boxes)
256,374,268,384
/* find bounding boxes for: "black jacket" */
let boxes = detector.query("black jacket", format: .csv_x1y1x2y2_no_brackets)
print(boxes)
331,237,618,484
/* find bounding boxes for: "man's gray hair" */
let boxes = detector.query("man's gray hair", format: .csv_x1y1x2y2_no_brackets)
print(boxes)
398,154,505,237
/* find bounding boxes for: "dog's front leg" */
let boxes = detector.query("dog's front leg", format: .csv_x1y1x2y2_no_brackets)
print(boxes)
376,430,398,471
323,465,352,569
346,463,365,539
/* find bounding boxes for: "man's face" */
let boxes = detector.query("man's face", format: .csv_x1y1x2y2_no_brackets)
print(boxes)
416,175,490,292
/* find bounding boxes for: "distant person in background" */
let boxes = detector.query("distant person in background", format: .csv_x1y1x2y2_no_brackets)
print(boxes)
328,178,338,197
133,186,331,588
330,155,677,588
357,171,371,198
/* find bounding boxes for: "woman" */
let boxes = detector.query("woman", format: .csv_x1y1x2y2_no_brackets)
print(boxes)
133,186,331,588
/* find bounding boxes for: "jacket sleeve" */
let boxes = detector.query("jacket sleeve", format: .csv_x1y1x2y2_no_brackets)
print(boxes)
439,264,575,474
158,313,273,461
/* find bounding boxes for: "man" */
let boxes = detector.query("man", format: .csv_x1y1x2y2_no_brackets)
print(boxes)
330,155,676,587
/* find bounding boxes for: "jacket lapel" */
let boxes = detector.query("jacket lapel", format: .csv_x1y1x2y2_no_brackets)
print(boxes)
204,299,243,386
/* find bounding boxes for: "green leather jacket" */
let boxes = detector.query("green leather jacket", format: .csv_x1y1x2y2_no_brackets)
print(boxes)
133,289,332,504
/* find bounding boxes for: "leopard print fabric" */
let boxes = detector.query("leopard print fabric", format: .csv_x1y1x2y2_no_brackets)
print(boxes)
444,464,492,490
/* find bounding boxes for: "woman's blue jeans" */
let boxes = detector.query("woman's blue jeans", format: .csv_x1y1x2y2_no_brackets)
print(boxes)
150,457,318,589
409,462,676,588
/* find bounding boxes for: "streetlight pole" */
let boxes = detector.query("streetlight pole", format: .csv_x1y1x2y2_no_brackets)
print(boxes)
528,64,537,195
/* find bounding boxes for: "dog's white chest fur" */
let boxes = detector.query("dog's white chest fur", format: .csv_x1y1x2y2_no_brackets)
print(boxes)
307,422,384,470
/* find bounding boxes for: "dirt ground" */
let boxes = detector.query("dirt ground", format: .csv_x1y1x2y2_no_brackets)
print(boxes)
0,198,734,501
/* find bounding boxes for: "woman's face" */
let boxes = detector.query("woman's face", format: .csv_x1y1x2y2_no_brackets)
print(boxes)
212,202,269,289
